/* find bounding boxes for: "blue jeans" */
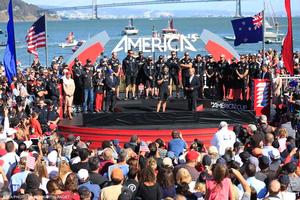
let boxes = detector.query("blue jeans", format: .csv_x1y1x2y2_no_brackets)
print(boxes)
83,88,94,112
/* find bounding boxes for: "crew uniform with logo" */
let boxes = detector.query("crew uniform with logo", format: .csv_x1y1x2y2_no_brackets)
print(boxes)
155,56,166,76
108,57,121,85
122,52,138,100
248,57,261,98
136,52,147,97
180,54,193,98
166,53,180,98
204,57,216,99
157,68,171,103
236,57,249,100
193,55,205,98
143,57,157,99
216,58,229,100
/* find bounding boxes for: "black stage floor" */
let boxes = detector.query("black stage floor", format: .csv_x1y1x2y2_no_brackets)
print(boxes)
79,99,256,129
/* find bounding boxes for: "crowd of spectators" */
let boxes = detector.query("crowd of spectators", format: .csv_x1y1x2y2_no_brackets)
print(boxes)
0,49,299,199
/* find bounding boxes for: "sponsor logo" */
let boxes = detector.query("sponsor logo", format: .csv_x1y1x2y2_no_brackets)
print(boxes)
210,101,249,110
112,35,197,53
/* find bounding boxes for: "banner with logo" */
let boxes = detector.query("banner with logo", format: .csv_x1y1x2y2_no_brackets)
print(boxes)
254,79,271,116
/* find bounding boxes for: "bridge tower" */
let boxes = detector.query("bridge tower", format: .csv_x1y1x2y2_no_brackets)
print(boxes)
92,0,98,19
235,0,242,18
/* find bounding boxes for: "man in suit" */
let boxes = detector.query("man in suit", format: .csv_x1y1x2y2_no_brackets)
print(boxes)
185,68,200,111
105,69,118,112
260,65,271,80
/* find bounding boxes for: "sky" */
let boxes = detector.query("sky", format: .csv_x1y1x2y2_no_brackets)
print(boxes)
24,0,300,15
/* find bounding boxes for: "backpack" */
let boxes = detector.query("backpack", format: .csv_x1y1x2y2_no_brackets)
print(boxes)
118,186,133,200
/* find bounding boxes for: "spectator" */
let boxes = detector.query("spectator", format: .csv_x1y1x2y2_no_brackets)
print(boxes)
62,71,75,120
211,121,236,156
100,168,124,200
88,157,107,188
157,167,176,199
107,149,129,180
71,148,91,173
174,151,200,181
78,169,100,200
168,130,187,158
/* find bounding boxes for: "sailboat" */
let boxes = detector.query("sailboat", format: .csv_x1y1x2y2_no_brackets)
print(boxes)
59,32,78,48
224,0,284,44
161,18,181,41
122,18,139,36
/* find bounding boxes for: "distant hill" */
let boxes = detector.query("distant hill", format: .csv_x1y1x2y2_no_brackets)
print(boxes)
0,0,58,22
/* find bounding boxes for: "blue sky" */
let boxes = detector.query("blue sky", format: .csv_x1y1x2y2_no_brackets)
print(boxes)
24,0,299,15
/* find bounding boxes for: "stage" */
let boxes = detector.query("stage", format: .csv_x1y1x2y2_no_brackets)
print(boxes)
58,98,256,149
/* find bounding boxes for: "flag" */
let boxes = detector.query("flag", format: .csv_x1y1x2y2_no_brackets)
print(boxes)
26,15,46,57
282,0,294,76
3,0,17,84
231,12,263,46
139,141,150,152
26,155,36,170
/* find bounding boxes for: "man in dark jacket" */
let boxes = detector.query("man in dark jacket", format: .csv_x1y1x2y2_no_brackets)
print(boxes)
185,68,200,111
105,71,118,112
82,61,94,113
72,58,84,112
122,50,138,100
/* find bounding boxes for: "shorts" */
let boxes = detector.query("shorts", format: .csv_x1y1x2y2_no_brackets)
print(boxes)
125,75,137,86
145,79,156,88
206,77,215,87
159,89,169,101
170,75,179,86
115,76,120,85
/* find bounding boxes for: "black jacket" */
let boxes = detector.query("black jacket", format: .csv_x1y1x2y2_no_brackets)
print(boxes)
185,75,200,97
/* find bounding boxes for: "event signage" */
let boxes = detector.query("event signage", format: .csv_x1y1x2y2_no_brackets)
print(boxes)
112,35,197,53
254,79,271,116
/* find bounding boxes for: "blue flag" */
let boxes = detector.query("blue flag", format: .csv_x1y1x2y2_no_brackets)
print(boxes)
231,12,263,46
3,0,17,84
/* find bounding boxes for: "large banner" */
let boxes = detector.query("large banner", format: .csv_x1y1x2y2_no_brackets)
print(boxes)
254,79,271,116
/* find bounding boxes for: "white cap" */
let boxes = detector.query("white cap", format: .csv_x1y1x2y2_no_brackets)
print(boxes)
48,150,58,164
20,151,29,158
24,140,33,149
269,148,280,160
219,121,228,129
260,115,268,124
77,169,89,180
163,157,173,168
248,124,257,132
6,128,17,136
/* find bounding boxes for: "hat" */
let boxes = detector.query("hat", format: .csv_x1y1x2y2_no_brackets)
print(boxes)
78,169,89,181
23,140,33,149
163,157,173,168
216,157,227,165
20,151,29,158
248,124,257,133
240,151,250,161
111,168,124,181
284,162,297,173
260,115,268,124
25,173,40,190
278,174,290,186
185,151,199,161
6,128,16,136
219,121,228,129
269,148,280,160
258,156,270,167
48,150,58,164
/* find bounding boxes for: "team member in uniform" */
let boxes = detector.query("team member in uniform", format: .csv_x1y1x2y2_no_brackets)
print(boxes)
82,65,94,113
136,51,147,98
143,57,157,99
108,52,122,100
248,55,261,98
166,51,180,98
105,70,118,112
93,69,105,113
205,56,216,99
185,68,200,111
216,54,229,100
192,54,205,99
155,55,165,76
180,52,193,99
72,58,84,112
236,55,249,101
156,66,172,112
122,50,138,100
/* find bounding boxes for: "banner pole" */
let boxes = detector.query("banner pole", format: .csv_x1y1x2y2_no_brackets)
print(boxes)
262,1,266,65
44,12,49,67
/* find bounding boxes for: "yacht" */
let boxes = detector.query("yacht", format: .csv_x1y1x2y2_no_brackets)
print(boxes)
122,18,139,36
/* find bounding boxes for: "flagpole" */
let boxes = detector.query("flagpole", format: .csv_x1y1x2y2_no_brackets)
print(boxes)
262,1,266,65
44,12,49,67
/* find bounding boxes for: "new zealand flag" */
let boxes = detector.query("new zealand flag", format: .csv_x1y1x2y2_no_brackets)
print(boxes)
231,12,263,46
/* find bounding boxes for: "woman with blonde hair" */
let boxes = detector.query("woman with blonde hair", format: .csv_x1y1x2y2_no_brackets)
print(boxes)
63,71,75,120
34,160,49,194
176,168,196,193
58,160,72,184
278,128,288,152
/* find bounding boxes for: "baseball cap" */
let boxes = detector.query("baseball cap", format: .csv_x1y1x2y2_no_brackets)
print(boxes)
260,115,268,124
78,169,89,181
185,151,199,161
6,128,17,136
163,157,173,168
48,150,58,164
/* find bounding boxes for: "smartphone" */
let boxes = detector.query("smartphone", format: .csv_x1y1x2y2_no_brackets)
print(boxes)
31,138,39,146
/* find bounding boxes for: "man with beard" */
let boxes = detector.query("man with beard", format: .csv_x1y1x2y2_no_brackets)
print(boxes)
193,54,205,99
122,50,138,100
236,55,249,101
108,52,122,100
72,58,84,112
166,51,180,98
216,54,229,100
143,57,157,99
205,56,217,99
180,52,193,99
136,51,147,98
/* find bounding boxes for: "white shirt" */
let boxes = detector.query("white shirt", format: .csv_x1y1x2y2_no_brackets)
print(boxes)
279,191,296,200
211,127,236,156
1,152,20,177
189,75,194,84
9,171,30,193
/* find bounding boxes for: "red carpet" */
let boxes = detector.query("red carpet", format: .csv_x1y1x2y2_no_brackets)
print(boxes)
58,125,220,149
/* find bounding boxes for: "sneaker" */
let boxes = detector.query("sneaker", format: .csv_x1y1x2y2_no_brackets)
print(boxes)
133,96,138,100
124,97,128,101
